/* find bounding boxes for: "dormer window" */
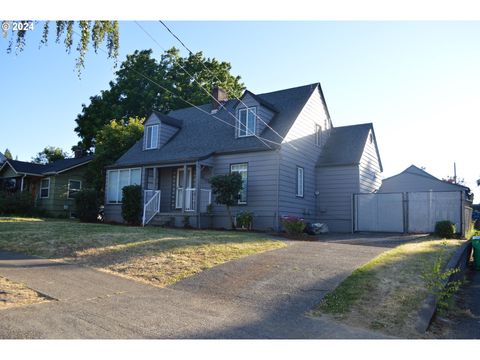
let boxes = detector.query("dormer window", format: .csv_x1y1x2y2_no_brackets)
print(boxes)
145,124,159,150
238,107,256,137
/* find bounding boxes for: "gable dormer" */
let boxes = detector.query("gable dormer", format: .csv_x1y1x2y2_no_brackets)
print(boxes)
143,111,182,151
233,90,277,138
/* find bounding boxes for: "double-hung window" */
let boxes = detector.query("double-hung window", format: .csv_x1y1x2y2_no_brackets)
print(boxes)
107,168,142,203
296,167,304,197
238,108,256,137
230,163,248,204
67,180,82,199
145,124,159,150
40,178,50,198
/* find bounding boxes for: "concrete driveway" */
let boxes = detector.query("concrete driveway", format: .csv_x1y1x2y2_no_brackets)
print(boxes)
0,234,422,339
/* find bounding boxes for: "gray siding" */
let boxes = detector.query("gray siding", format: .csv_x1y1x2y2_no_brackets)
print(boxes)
278,87,331,224
359,130,382,193
104,204,123,223
316,165,359,232
160,123,178,147
234,93,276,137
211,150,279,231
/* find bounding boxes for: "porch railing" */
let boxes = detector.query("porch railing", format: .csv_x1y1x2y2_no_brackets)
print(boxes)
176,188,212,212
142,190,161,226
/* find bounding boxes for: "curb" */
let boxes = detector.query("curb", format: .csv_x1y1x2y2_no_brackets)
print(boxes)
415,240,472,333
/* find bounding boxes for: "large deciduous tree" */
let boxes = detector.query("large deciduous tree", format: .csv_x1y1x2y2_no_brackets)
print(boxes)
32,146,68,164
85,117,145,195
74,48,245,151
2,20,119,75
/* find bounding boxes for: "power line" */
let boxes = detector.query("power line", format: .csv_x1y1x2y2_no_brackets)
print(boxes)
71,29,279,149
134,21,279,149
157,20,297,151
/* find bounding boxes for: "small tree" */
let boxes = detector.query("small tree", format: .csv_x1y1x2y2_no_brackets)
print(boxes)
121,185,142,226
209,172,243,229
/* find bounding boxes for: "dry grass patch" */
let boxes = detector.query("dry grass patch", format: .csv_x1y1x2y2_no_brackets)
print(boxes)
0,276,50,310
311,239,463,338
0,218,286,287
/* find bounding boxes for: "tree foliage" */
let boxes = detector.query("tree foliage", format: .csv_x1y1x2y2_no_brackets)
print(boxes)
2,20,119,75
74,48,245,151
86,117,144,196
209,172,243,229
32,146,68,164
3,148,12,160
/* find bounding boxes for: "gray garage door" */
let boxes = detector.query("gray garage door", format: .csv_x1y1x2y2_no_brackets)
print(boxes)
354,193,404,232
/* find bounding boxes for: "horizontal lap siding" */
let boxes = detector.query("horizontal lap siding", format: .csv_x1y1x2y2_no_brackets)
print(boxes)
316,165,359,232
37,167,89,217
279,88,330,223
211,151,279,230
359,132,382,193
104,204,123,223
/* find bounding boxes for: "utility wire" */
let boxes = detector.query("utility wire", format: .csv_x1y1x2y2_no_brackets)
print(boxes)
158,20,298,151
71,29,280,149
73,30,280,148
135,21,284,149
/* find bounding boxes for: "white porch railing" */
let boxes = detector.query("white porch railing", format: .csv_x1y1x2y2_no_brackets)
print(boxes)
142,190,161,226
176,188,212,212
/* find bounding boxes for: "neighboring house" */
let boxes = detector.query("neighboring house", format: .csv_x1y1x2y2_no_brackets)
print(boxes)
379,165,472,199
0,155,92,217
104,83,383,231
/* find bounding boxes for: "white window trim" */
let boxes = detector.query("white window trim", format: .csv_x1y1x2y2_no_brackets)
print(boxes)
40,178,50,199
145,124,159,150
237,108,256,138
230,163,248,205
107,168,142,204
296,167,304,197
175,167,193,209
67,179,82,200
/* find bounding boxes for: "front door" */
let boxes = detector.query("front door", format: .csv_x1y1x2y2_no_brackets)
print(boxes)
176,167,193,209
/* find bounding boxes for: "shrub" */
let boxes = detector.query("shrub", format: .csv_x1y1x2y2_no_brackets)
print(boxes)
75,189,100,223
435,220,456,239
0,191,34,215
422,241,463,312
121,185,142,225
281,215,306,236
209,172,243,229
183,215,192,229
237,211,253,230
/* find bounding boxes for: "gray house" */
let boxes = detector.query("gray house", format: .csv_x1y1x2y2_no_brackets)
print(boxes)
104,83,383,232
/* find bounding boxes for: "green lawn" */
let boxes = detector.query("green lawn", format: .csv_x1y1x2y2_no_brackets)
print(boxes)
0,217,286,287
311,239,464,338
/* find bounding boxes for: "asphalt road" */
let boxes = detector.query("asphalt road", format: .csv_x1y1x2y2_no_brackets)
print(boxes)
0,236,416,339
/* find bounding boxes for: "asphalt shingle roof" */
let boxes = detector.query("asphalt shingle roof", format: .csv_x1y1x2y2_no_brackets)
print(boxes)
113,83,320,167
316,123,381,169
3,156,92,176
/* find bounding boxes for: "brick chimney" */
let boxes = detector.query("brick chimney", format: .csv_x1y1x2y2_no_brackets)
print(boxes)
72,146,83,159
211,86,228,112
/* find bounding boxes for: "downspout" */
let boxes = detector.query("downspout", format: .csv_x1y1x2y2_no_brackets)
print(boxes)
20,174,26,192
275,149,281,231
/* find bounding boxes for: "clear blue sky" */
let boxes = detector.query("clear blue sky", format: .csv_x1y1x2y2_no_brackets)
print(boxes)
1,21,479,199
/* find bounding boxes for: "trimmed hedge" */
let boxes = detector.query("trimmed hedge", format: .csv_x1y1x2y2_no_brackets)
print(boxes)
0,191,34,215
121,185,142,225
75,189,100,222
